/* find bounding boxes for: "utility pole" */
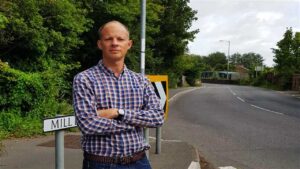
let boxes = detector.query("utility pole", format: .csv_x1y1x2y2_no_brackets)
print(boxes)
220,40,230,80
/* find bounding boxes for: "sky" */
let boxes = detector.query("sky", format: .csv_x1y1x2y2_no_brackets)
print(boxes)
187,0,300,67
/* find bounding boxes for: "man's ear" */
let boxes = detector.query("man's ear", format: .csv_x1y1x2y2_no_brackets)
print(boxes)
128,40,133,49
97,40,102,50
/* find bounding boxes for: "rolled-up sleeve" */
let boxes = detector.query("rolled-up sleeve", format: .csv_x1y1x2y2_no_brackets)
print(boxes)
122,77,164,128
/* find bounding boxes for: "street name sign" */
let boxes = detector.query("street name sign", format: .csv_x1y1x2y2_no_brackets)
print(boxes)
43,115,77,132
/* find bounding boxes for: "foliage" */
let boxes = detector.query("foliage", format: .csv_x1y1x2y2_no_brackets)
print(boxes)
0,0,92,71
0,0,90,139
230,53,242,66
202,52,227,71
0,12,8,29
272,28,300,89
154,0,199,69
173,54,204,86
0,61,73,138
249,67,281,90
230,52,264,71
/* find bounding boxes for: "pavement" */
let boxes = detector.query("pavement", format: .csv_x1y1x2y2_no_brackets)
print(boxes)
277,90,300,99
0,131,200,169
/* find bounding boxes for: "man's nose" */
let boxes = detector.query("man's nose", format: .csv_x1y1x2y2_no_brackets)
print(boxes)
111,38,119,46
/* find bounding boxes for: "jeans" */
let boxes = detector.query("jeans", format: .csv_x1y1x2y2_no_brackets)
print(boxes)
82,156,152,169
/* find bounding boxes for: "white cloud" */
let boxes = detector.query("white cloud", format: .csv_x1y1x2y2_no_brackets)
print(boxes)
188,0,300,67
256,12,283,24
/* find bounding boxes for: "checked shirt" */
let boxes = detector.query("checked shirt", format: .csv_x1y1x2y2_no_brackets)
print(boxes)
73,60,164,157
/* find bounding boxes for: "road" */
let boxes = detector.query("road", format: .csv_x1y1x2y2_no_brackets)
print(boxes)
163,83,300,169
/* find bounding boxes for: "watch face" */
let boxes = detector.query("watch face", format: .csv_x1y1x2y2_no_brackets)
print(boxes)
118,109,125,115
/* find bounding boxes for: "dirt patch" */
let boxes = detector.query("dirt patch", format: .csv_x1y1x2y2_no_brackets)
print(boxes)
38,135,81,149
199,153,217,169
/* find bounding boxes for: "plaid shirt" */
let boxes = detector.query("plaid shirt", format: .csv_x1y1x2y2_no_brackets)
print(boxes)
73,60,164,157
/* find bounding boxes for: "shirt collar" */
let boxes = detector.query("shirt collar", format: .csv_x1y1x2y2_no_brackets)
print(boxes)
98,60,128,77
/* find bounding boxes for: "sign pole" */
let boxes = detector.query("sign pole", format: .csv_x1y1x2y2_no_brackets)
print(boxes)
140,0,149,158
55,115,64,169
55,129,64,169
44,115,77,169
155,127,161,154
147,75,169,154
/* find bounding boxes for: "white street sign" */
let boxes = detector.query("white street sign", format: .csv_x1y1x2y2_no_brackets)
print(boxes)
43,115,77,132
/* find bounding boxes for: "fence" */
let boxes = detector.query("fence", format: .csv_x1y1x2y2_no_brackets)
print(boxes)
292,74,300,91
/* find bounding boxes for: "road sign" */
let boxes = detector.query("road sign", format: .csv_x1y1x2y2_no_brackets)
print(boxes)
255,66,263,71
43,115,77,132
147,75,169,119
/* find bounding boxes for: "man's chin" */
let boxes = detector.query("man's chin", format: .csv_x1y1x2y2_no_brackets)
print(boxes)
105,55,125,62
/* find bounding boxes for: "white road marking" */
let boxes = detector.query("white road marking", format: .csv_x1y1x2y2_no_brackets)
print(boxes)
250,104,284,115
188,161,201,169
169,88,199,102
228,87,236,96
219,166,237,169
227,88,284,116
237,97,245,102
149,136,182,143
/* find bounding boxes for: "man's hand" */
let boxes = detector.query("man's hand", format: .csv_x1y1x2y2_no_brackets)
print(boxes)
97,108,118,119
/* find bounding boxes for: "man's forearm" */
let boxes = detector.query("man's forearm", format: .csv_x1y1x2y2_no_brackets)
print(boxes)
121,109,164,128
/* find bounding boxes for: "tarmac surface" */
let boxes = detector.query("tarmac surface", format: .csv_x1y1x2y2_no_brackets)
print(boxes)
0,132,200,169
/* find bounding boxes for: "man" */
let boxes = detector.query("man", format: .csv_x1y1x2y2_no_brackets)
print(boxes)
73,20,164,169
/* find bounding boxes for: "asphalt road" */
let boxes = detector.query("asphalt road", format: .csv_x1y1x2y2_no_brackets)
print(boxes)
163,83,300,169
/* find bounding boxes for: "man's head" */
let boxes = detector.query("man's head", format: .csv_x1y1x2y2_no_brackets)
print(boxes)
97,21,132,63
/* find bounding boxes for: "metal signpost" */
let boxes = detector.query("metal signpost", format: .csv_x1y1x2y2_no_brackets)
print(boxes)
140,0,169,156
140,0,149,158
147,75,169,154
43,115,77,169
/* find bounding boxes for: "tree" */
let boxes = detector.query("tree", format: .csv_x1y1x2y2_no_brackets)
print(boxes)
203,52,227,71
0,0,91,138
153,0,199,69
273,28,294,73
173,54,204,86
0,0,91,71
273,27,300,89
241,52,264,70
292,32,300,73
230,52,242,65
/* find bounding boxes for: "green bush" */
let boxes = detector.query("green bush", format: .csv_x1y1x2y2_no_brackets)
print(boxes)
166,71,180,88
0,61,73,139
185,67,201,86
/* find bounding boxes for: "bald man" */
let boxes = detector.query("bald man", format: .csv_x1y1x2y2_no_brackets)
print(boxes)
73,21,164,169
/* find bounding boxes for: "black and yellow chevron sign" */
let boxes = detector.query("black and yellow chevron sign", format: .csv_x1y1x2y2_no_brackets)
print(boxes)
147,75,169,119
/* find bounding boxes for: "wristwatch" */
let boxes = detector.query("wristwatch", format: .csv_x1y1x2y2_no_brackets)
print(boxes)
118,109,125,116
